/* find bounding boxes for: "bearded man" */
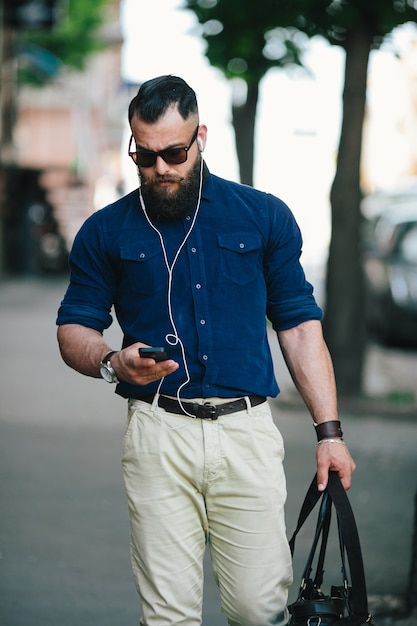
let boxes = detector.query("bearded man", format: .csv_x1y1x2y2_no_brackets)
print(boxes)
57,74,355,626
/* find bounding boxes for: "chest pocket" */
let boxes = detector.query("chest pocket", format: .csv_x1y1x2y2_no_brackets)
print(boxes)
120,241,166,295
217,233,262,286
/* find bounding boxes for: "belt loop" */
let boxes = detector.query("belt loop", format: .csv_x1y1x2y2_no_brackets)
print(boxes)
244,395,252,413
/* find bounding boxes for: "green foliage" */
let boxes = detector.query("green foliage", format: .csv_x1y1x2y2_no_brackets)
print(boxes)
267,0,417,46
185,0,417,84
185,0,305,85
18,0,110,87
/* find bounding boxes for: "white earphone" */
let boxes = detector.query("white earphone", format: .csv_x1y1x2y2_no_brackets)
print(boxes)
197,137,204,152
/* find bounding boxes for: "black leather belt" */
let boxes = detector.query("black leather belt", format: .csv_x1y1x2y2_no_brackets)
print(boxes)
139,394,266,420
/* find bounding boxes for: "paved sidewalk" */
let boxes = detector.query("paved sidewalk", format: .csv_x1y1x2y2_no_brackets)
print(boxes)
0,277,416,625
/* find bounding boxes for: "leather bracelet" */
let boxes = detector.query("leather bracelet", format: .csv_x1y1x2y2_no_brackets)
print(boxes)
314,420,343,442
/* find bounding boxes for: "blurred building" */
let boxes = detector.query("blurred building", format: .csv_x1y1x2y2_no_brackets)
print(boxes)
1,0,127,274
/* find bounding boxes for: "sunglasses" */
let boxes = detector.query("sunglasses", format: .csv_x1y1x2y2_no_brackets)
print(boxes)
128,126,199,168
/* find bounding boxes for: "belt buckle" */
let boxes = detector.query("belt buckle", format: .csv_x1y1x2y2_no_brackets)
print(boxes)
196,402,219,420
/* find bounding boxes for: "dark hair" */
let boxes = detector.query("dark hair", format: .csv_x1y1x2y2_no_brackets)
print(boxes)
128,75,199,124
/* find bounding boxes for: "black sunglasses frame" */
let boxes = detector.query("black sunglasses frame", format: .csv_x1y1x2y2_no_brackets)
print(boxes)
128,126,199,168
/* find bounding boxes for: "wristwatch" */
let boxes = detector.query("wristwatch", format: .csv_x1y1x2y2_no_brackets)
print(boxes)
99,351,119,383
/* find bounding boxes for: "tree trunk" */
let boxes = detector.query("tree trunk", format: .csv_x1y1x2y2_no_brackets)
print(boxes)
231,81,259,185
323,22,374,396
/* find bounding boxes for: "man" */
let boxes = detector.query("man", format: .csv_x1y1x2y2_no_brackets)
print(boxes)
57,75,355,626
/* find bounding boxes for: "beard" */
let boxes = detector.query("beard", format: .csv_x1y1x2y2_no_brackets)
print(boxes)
139,157,202,223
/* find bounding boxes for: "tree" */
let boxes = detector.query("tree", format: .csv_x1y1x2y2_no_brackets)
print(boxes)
185,0,417,395
276,0,417,394
185,0,304,185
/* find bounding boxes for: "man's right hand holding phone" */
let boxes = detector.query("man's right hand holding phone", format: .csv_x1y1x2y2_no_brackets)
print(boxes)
109,344,179,386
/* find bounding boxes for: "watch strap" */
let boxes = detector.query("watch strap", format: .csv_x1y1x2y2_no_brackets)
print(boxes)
102,351,117,365
99,351,119,383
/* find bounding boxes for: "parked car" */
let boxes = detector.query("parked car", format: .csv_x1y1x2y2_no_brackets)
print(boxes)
362,201,417,345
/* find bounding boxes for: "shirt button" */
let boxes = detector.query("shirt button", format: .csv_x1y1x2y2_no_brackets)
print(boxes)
239,243,245,249
139,252,145,258
196,283,201,289
200,319,206,325
191,247,197,253
186,215,191,221
202,355,208,361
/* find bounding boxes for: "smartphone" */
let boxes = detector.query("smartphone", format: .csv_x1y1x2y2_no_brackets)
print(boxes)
139,347,168,362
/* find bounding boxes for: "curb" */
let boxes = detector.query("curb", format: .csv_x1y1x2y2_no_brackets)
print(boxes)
272,394,417,422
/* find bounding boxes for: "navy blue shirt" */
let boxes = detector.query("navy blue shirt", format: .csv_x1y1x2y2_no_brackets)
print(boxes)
57,169,322,400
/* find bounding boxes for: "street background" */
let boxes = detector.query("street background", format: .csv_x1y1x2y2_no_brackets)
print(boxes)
0,276,416,626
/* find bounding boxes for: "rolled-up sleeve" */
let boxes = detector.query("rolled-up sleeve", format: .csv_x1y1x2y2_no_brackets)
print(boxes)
264,194,323,331
56,213,115,332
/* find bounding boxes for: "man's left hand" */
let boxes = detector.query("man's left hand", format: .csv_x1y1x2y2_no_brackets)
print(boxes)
316,441,356,491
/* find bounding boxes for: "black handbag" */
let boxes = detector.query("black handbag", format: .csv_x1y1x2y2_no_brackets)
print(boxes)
288,471,375,626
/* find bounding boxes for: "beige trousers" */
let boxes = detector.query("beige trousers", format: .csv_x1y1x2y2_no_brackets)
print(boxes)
122,396,293,626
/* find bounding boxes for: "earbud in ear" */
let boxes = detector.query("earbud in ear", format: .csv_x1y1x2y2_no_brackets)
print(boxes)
197,137,204,152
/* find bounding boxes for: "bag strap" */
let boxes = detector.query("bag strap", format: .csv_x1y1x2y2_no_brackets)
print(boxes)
326,472,370,619
314,496,332,590
297,491,332,593
337,514,351,596
289,471,371,621
289,473,323,555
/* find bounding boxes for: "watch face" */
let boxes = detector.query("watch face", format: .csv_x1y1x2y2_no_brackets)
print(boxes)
100,364,115,383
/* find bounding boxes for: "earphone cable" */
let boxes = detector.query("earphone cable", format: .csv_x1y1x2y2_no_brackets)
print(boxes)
138,156,205,417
